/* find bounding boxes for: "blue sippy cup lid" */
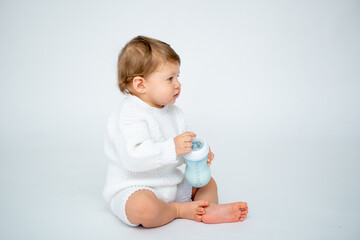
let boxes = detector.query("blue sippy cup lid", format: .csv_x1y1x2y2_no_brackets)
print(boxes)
183,138,209,161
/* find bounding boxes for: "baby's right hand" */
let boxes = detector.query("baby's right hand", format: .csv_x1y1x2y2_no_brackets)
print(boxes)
174,132,196,156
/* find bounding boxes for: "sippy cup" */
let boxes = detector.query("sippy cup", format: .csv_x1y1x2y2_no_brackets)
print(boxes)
183,138,211,188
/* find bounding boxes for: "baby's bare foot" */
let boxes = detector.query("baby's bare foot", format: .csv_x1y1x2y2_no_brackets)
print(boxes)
201,202,248,224
176,200,209,222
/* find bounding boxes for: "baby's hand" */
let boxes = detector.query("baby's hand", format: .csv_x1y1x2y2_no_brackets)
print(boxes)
174,132,196,156
207,148,214,166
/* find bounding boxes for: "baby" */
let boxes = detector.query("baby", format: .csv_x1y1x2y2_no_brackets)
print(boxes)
103,36,248,228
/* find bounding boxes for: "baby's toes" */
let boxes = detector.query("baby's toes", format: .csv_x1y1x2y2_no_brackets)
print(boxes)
196,206,206,215
195,214,202,222
240,212,247,220
238,202,247,210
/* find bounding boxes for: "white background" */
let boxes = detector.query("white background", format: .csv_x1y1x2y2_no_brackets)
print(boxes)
0,0,359,239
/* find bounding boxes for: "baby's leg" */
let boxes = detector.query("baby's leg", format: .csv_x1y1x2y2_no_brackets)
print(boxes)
192,177,219,204
126,190,208,228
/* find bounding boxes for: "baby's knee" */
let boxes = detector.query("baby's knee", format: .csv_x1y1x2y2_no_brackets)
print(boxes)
140,198,160,218
126,190,160,225
209,177,218,190
141,204,161,226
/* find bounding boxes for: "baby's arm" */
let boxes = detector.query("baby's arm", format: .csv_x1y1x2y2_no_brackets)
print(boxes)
117,120,178,172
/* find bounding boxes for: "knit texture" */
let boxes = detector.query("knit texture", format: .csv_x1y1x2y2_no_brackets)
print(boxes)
103,95,187,202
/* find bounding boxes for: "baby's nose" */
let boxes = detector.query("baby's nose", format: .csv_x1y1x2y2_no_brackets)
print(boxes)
175,80,181,88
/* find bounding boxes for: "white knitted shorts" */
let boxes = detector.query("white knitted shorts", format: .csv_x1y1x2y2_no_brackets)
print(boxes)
110,179,193,227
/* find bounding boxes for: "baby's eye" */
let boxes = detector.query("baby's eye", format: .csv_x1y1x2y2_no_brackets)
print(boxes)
167,77,173,81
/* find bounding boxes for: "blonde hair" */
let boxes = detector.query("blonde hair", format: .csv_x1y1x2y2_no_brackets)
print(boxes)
117,36,181,93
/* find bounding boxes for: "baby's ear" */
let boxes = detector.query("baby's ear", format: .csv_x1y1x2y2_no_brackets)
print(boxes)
132,76,146,94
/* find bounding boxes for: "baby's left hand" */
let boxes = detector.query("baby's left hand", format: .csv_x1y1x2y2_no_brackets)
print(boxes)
207,148,214,166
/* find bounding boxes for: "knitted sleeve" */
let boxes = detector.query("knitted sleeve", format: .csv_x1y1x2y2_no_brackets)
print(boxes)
105,101,179,172
118,119,178,172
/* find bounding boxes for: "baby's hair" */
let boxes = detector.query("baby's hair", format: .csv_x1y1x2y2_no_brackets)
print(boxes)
117,36,181,93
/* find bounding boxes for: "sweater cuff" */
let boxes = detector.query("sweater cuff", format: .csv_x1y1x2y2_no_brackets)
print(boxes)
161,138,178,165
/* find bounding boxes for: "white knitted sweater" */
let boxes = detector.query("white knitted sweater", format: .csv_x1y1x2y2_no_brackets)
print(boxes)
103,95,186,202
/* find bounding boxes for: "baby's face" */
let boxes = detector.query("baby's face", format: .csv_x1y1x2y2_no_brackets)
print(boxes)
143,61,181,108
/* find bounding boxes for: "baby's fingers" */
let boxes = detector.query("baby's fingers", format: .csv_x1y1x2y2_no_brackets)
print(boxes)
209,152,214,161
207,155,212,166
207,150,214,166
182,131,196,138
184,141,193,149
